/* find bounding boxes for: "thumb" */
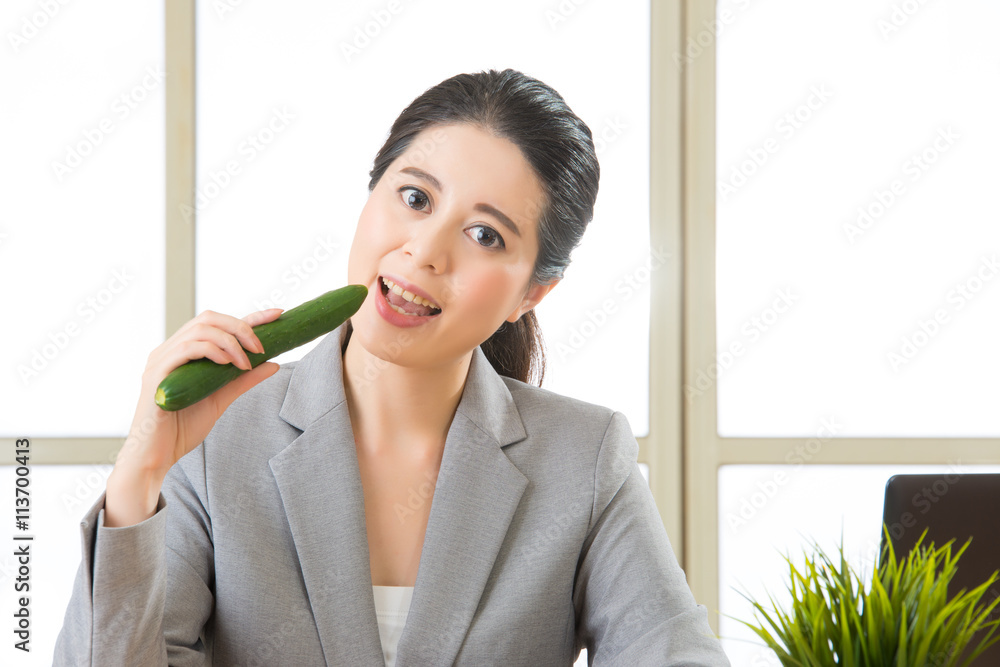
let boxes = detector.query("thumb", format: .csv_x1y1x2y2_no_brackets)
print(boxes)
210,362,281,414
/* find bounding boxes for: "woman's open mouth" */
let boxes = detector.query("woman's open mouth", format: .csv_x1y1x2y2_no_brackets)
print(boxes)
379,276,442,318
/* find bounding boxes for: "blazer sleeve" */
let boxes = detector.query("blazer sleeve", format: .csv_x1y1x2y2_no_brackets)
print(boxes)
53,446,216,666
573,412,731,667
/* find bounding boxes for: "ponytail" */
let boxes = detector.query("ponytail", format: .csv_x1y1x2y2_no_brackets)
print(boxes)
479,311,545,386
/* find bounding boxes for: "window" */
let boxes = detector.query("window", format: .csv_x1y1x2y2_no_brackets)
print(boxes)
716,0,1000,438
680,0,1000,650
1,0,164,438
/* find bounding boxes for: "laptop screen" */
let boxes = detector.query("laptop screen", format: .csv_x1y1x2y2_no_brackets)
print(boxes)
881,473,1000,664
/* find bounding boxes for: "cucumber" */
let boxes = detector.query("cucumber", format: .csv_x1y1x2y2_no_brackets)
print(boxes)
154,284,367,411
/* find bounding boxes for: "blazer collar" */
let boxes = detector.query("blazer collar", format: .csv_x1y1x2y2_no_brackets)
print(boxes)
277,323,528,448
269,323,529,665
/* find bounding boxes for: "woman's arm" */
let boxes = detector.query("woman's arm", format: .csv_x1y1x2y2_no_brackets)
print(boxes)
53,307,282,665
573,412,731,666
53,442,218,666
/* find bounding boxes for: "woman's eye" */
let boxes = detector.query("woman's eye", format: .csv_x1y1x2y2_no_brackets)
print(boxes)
401,187,429,211
467,225,505,249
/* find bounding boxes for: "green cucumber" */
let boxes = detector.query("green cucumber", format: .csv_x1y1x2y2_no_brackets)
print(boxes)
154,284,367,411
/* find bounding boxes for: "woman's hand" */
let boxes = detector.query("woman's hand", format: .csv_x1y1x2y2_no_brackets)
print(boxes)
104,308,284,527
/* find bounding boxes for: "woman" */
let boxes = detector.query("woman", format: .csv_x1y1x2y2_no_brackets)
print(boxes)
55,69,730,666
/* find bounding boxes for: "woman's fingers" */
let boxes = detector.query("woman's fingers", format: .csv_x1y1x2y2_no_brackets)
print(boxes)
184,338,251,370
164,308,282,353
242,307,284,327
148,308,286,378
240,308,285,354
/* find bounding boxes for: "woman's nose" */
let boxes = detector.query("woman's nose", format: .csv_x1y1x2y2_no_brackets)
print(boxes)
402,216,452,274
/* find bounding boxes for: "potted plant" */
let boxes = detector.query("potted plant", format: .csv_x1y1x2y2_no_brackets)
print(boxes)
736,528,1000,666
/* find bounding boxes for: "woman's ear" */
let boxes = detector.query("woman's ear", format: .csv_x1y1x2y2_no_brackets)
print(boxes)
506,280,560,323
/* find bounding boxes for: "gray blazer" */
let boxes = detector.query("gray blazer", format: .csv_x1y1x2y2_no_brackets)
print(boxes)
54,324,730,666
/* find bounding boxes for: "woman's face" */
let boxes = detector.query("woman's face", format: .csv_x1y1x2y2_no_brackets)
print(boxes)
346,122,555,371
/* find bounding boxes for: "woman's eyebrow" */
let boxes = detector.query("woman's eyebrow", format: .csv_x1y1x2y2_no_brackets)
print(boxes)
398,166,521,238
474,203,521,238
400,166,443,192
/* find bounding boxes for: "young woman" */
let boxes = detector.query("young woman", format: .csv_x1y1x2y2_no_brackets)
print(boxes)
55,69,730,666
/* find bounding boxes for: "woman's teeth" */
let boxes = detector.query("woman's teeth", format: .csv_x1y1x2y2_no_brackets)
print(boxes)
389,303,416,316
382,278,439,310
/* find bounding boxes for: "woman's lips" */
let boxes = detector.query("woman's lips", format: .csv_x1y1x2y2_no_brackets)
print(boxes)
374,275,441,327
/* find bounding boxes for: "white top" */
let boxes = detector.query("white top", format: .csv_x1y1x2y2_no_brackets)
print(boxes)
372,585,414,667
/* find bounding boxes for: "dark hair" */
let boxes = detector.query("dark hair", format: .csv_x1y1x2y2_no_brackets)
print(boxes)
368,69,600,386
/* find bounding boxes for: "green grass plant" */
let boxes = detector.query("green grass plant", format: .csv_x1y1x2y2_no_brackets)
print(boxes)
736,528,1000,666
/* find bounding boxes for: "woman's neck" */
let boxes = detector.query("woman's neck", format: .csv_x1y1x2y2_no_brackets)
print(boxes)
341,331,471,459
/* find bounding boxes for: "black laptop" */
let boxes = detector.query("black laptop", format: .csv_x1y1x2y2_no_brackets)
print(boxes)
881,473,1000,664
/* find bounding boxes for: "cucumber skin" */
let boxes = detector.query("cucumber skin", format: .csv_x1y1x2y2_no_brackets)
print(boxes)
154,285,367,411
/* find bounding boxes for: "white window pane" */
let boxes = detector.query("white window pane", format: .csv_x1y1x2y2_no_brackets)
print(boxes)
1,464,113,666
718,463,1000,666
715,0,1000,437
195,0,650,434
1,0,165,437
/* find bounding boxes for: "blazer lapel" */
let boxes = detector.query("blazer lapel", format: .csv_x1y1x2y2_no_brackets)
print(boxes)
397,348,529,666
267,325,531,666
268,326,385,666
